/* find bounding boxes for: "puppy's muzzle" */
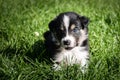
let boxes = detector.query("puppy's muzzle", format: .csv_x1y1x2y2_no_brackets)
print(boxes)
62,39,74,50
63,40,71,45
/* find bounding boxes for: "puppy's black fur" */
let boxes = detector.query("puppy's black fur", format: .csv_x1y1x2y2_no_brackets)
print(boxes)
44,31,61,58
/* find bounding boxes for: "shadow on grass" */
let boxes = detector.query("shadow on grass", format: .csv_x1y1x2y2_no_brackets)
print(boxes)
1,39,50,63
0,27,50,62
0,70,11,80
26,40,50,62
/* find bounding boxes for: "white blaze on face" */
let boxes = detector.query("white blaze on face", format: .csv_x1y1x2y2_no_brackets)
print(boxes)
63,15,70,37
61,15,76,48
63,15,70,32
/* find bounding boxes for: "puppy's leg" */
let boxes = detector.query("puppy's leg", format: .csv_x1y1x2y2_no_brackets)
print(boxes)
80,59,88,73
52,63,61,71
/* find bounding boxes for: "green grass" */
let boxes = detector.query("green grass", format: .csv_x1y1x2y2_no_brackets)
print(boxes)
0,0,120,80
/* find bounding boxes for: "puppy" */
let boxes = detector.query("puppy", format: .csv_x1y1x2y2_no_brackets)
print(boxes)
44,12,89,72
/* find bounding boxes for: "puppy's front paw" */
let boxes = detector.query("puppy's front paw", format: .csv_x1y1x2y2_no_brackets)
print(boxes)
52,64,61,71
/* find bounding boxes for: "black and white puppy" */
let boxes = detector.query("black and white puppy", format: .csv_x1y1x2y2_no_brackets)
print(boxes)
44,12,89,72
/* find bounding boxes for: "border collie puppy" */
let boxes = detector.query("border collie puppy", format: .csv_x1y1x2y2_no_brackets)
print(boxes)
44,12,89,72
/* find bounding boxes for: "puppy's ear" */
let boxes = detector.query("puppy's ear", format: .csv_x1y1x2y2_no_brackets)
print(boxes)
79,16,89,29
49,18,57,32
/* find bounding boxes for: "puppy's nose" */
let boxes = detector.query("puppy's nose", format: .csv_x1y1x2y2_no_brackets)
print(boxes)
63,40,71,45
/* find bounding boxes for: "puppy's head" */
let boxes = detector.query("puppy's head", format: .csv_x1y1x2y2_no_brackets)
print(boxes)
49,12,89,50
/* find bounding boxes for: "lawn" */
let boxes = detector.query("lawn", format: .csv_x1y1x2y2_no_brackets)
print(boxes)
0,0,120,80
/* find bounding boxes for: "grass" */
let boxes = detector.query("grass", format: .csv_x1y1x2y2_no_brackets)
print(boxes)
0,0,120,80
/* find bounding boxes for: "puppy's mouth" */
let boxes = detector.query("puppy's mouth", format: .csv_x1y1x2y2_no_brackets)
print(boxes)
65,47,74,50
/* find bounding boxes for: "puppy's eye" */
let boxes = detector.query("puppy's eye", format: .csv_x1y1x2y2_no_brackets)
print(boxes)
60,30,65,34
72,27,79,33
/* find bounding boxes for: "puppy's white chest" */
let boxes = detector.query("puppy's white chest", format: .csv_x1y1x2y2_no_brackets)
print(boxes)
54,47,88,66
63,48,80,65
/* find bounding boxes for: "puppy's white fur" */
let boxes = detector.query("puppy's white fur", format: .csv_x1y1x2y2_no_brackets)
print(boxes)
63,15,70,30
52,46,89,72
